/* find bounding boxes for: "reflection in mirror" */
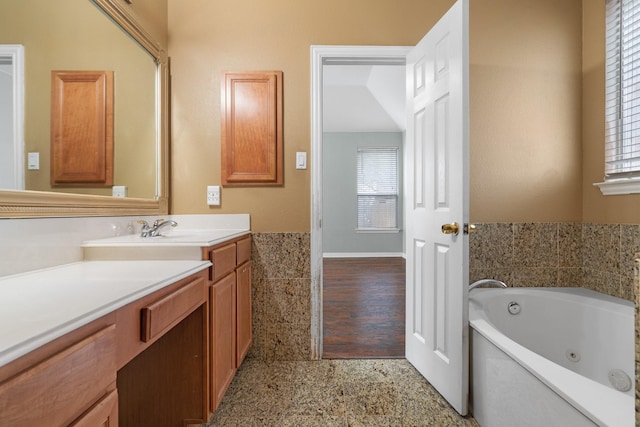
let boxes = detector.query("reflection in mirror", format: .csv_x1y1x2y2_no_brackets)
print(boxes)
0,45,24,191
0,0,169,217
0,0,156,198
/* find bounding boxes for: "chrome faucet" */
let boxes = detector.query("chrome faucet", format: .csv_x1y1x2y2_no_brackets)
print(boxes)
137,219,178,237
469,278,508,290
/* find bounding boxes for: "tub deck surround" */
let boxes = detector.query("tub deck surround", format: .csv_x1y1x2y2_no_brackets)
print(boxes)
469,222,640,302
0,259,211,367
470,287,634,427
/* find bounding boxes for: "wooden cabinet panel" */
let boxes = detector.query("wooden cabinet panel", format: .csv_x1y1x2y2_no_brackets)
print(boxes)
221,71,283,186
70,388,118,427
210,243,236,282
210,272,237,412
141,276,206,342
118,306,208,427
236,261,252,367
51,70,114,186
0,325,116,426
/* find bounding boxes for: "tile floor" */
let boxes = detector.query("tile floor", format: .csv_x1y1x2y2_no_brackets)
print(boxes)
206,357,479,426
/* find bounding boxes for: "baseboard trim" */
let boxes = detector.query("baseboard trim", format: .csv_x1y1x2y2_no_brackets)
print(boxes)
323,252,405,258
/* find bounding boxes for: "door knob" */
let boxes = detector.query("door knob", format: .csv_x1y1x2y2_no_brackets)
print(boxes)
441,222,459,235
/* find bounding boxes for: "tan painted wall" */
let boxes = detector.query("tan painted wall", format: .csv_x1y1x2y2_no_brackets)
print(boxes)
168,0,585,231
168,0,454,232
582,1,640,224
470,0,583,223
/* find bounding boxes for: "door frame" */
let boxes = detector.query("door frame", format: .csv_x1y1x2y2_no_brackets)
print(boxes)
310,45,411,358
0,44,25,190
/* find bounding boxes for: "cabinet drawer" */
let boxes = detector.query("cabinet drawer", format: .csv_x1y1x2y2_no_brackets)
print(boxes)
141,276,206,343
210,243,236,282
70,388,118,427
236,236,251,265
0,325,116,426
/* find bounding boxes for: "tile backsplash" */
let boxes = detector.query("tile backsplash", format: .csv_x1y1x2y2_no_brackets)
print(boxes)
0,214,250,277
470,222,639,301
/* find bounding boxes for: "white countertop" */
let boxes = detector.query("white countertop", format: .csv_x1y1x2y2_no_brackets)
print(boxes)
82,228,250,247
82,228,251,261
0,260,210,367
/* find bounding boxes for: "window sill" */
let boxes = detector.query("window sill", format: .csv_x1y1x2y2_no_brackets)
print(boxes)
594,177,640,195
355,228,401,234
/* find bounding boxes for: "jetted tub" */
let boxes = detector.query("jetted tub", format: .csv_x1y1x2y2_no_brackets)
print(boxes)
469,287,634,427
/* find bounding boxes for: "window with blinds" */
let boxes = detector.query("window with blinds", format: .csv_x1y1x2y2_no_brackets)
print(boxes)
605,0,640,178
356,147,399,230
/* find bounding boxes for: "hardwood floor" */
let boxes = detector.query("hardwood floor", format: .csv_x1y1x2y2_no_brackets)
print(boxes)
322,257,405,359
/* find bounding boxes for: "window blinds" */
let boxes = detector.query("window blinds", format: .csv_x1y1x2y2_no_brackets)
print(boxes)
356,147,398,229
605,0,640,177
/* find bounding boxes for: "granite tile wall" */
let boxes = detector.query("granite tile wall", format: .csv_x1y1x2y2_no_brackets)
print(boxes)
634,255,640,426
475,222,640,423
249,226,640,421
250,232,311,362
470,222,639,301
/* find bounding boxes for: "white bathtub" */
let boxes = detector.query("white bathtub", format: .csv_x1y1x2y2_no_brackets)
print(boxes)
469,287,634,427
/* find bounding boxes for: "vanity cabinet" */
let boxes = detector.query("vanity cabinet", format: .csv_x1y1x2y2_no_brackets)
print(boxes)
204,235,252,412
210,271,237,411
117,271,209,426
0,324,117,426
0,268,209,427
236,260,251,366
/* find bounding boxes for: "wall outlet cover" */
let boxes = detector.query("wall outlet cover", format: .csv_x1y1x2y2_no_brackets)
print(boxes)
207,185,220,206
112,186,127,197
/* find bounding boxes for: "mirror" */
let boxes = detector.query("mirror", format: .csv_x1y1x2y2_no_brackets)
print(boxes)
0,0,168,217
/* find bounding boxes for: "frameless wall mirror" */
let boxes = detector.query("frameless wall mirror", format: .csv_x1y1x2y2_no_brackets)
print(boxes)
0,0,169,217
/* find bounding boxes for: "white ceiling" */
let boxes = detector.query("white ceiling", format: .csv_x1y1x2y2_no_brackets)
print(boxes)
322,64,406,133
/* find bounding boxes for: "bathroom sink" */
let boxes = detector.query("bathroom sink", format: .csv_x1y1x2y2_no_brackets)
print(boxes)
82,229,249,261
84,229,247,246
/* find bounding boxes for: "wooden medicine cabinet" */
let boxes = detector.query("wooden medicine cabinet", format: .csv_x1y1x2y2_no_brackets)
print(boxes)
51,70,114,186
221,71,283,186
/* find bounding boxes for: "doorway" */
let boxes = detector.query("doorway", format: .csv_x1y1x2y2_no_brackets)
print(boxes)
0,44,24,190
310,46,411,359
311,0,469,414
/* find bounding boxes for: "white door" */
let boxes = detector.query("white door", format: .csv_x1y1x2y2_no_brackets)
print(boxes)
405,0,469,415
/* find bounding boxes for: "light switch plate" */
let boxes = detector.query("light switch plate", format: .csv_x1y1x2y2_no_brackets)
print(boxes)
296,152,307,169
27,152,39,170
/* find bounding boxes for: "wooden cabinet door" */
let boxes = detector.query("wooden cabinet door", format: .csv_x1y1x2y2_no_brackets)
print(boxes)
221,71,283,186
236,261,252,367
210,272,237,412
51,70,114,186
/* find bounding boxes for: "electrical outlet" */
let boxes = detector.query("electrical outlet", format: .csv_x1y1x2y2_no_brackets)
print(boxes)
112,186,127,197
207,185,220,206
